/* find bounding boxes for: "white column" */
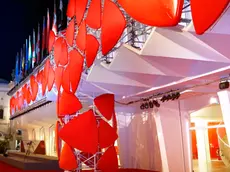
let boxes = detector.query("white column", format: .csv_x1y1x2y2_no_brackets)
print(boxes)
195,121,211,172
157,101,192,172
154,110,169,172
218,90,230,144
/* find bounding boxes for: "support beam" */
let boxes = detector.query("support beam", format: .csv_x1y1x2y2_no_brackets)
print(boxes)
195,121,211,172
218,90,230,144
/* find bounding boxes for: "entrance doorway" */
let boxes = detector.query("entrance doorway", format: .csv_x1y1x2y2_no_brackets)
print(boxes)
190,122,226,171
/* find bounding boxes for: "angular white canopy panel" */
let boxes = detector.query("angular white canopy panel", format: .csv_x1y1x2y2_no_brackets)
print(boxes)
142,55,229,77
141,27,230,63
123,65,230,102
103,45,180,77
184,7,230,58
87,65,151,88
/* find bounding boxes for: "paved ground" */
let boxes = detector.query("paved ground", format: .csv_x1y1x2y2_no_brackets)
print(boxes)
193,160,230,172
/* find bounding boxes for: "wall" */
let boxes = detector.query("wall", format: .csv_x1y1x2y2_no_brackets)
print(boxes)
117,100,192,172
0,86,10,135
117,110,161,171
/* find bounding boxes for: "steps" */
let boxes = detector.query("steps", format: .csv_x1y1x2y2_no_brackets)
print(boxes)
0,151,61,170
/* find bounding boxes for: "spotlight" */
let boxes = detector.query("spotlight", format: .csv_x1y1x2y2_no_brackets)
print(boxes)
171,93,177,100
144,102,149,109
149,101,154,108
175,92,180,99
166,94,172,101
160,95,167,102
219,81,229,90
153,100,160,108
140,104,145,110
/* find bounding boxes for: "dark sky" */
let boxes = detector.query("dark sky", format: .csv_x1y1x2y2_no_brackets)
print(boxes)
0,0,64,81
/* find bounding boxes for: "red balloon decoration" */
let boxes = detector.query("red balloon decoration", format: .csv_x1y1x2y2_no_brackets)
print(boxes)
55,121,62,159
86,0,101,29
62,67,71,93
101,0,126,55
86,35,99,68
58,91,82,116
118,0,183,26
55,66,64,92
190,0,229,34
66,18,75,46
98,119,118,149
66,0,76,18
49,30,56,52
30,75,38,101
59,110,98,154
59,143,78,171
76,20,87,51
94,94,115,120
97,146,119,172
75,0,88,25
69,50,84,93
54,37,68,66
48,66,55,91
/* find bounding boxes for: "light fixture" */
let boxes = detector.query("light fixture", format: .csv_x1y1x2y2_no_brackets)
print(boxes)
144,102,149,109
140,104,145,110
219,81,229,90
149,101,154,108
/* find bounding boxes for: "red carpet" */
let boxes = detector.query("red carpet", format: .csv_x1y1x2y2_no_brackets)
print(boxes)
0,161,62,172
0,161,158,172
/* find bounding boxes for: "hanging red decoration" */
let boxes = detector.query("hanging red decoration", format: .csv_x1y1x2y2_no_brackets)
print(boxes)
59,110,98,154
86,35,99,68
44,60,50,85
60,40,69,66
66,19,75,46
112,112,118,131
118,0,183,27
41,77,47,96
190,0,229,34
48,66,55,91
22,85,28,101
98,120,118,149
62,67,71,93
54,37,68,66
101,0,126,55
66,0,76,18
58,90,82,116
36,71,43,83
55,66,64,92
75,0,88,25
97,146,119,172
86,0,101,29
59,143,78,171
69,50,84,93
76,20,87,51
30,75,38,101
94,94,115,120
26,88,32,104
55,121,62,159
49,30,56,53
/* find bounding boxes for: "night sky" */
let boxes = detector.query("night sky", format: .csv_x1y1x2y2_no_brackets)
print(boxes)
0,0,65,81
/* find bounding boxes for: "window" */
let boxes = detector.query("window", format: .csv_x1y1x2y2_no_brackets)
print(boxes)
0,109,4,119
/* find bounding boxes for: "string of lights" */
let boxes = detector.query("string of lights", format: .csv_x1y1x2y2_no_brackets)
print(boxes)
115,75,230,106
